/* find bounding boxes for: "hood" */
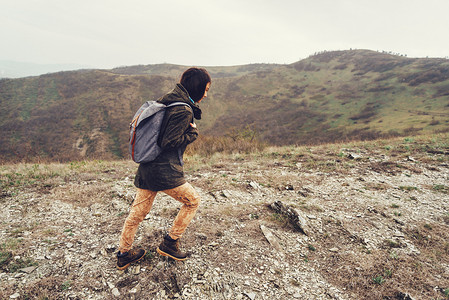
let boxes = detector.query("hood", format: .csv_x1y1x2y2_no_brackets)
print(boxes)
158,83,202,120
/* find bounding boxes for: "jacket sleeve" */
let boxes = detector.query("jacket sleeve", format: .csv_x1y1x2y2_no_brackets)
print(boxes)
160,107,198,150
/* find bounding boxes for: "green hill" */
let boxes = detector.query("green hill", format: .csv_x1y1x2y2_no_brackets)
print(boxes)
0,50,448,162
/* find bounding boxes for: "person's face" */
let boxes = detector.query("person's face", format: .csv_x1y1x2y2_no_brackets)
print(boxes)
197,82,211,103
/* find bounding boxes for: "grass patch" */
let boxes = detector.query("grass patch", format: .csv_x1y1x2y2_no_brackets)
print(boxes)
308,244,316,251
373,275,385,285
8,257,38,273
1,238,23,251
384,239,401,248
0,251,12,269
433,185,449,194
399,186,418,191
60,280,71,291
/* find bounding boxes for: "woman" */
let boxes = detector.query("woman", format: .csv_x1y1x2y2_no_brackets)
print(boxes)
117,67,211,270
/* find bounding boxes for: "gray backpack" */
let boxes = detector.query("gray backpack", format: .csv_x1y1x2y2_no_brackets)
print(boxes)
129,101,190,163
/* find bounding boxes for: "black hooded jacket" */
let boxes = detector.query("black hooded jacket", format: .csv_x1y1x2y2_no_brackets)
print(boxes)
134,84,201,191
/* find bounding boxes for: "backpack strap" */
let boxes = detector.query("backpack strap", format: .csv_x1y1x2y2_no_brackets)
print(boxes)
160,102,194,166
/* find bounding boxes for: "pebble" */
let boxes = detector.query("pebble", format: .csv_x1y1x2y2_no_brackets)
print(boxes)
133,265,140,275
394,231,405,238
130,283,141,294
9,293,20,299
111,287,120,297
244,292,256,300
249,181,260,189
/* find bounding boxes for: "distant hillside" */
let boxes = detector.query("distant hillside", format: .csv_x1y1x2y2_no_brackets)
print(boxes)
0,50,448,162
202,50,449,145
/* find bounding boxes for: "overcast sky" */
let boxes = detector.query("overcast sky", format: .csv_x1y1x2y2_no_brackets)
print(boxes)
1,0,448,69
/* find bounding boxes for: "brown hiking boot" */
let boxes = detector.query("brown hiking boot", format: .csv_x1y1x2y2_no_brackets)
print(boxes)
116,248,146,270
156,235,188,261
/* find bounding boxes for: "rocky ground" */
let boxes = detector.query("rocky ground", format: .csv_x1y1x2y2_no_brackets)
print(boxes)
0,135,448,299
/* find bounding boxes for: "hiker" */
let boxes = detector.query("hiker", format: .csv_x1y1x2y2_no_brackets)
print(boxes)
117,67,211,270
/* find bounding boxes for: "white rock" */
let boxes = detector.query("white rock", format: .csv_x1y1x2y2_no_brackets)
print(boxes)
133,265,140,275
130,283,141,294
19,266,37,274
244,292,256,300
260,225,283,254
112,287,120,297
9,293,20,299
394,231,405,238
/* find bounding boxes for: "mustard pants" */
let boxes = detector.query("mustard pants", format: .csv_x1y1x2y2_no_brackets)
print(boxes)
118,182,200,253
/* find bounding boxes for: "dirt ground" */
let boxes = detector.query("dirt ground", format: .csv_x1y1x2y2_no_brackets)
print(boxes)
1,135,448,299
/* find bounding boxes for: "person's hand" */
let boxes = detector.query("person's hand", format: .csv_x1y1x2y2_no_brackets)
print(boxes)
190,123,197,129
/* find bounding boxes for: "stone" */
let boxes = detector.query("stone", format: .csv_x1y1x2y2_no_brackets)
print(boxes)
395,291,416,300
249,181,260,190
105,244,116,254
112,287,120,297
329,248,339,253
269,201,310,235
195,233,208,240
130,283,141,294
244,292,256,300
394,231,405,238
260,225,283,253
19,266,37,274
221,190,232,198
133,265,140,275
9,293,20,299
208,241,219,247
347,153,362,160
285,184,294,190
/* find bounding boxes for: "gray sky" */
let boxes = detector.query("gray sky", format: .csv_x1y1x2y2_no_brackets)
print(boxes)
1,0,448,69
